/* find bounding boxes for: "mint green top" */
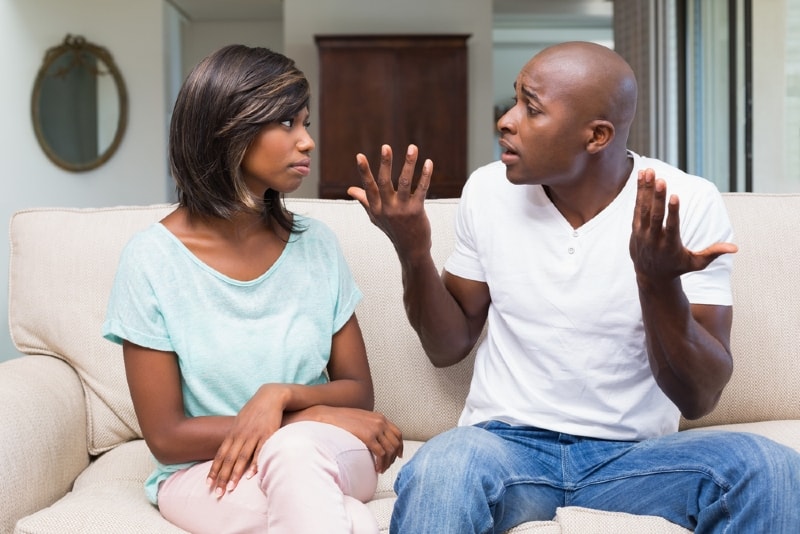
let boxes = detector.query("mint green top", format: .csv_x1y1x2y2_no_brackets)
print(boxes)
102,216,362,504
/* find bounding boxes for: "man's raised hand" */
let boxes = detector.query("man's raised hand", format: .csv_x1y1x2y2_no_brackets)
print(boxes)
629,168,738,284
347,144,434,260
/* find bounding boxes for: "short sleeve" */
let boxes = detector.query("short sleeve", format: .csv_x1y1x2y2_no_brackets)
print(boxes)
102,232,173,352
680,183,734,305
329,232,363,334
444,176,486,282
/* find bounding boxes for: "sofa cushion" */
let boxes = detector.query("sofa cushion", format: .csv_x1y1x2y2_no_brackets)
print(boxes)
285,198,476,441
9,205,175,454
14,440,187,534
506,522,562,533
8,199,472,453
686,419,800,451
0,356,89,534
681,194,800,430
553,506,690,533
16,438,682,534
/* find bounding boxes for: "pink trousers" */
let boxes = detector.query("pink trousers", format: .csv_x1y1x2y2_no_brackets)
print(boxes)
157,421,379,534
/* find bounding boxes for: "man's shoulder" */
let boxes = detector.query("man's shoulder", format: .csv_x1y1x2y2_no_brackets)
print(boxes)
463,160,523,197
631,152,719,194
466,160,507,183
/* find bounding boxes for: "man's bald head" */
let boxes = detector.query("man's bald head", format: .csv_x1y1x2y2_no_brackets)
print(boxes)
521,41,638,145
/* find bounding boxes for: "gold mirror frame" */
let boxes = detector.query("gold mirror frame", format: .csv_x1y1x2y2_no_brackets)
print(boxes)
31,34,128,172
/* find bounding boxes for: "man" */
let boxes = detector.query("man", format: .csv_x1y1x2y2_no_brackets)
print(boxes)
348,41,800,533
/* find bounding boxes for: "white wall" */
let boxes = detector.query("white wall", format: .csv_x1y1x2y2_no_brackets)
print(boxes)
283,0,495,199
0,0,494,363
0,0,169,362
491,13,614,161
752,0,796,192
181,20,284,80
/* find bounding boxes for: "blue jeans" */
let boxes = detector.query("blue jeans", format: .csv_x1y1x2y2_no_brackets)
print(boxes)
391,421,800,533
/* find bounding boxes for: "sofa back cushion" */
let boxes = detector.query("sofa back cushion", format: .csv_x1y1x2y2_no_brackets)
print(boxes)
8,199,471,453
681,193,800,429
9,205,176,453
286,199,475,441
9,193,800,454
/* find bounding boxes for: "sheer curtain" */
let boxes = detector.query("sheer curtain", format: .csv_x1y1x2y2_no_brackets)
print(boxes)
785,1,800,189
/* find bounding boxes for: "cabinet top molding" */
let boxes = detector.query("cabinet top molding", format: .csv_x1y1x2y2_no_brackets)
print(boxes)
314,34,472,48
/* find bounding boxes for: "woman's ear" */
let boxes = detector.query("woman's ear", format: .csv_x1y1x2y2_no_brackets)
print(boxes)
586,120,615,154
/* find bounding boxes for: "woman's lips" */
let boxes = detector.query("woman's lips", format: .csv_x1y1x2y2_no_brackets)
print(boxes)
291,159,311,176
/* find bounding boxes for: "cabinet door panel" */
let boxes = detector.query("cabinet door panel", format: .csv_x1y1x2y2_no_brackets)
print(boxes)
317,47,394,199
393,45,467,198
316,35,469,199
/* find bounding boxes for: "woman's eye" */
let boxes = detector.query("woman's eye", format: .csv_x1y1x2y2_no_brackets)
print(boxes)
280,119,293,128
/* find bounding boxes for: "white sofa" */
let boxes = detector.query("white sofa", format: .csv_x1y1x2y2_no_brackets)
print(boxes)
3,194,800,533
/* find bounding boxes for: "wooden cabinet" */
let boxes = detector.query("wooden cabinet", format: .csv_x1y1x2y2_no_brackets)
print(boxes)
315,34,470,199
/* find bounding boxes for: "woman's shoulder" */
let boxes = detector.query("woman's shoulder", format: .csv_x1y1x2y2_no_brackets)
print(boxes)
292,214,337,240
288,215,347,260
118,223,174,263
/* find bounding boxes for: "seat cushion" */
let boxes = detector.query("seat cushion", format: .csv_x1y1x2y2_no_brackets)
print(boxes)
14,440,187,534
553,506,690,533
13,438,690,534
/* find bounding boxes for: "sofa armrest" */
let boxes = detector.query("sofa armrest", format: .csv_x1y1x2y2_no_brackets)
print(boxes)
0,355,90,533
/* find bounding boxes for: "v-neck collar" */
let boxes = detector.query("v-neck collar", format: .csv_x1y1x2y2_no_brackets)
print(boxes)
537,151,638,236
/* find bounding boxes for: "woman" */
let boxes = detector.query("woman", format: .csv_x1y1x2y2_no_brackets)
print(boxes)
102,44,402,533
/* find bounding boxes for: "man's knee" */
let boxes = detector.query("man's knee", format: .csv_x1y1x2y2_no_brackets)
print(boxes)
689,431,800,484
395,425,504,494
735,433,800,482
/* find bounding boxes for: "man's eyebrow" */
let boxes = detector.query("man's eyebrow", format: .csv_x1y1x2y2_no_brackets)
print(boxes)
512,81,542,104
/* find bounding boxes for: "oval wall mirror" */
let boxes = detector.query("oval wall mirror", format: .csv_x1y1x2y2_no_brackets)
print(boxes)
31,34,128,172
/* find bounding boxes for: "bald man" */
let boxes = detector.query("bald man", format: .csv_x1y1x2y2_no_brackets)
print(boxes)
349,41,800,532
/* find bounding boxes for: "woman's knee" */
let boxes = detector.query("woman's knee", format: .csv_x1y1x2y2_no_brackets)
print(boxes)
259,421,376,498
260,421,363,462
258,423,321,467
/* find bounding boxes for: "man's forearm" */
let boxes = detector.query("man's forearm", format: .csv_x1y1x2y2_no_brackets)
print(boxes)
400,254,477,367
638,277,733,419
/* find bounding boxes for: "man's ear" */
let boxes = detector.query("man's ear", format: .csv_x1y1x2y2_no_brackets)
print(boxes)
586,120,615,154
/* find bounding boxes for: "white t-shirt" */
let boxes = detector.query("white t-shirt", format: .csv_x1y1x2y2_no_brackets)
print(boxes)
445,152,734,441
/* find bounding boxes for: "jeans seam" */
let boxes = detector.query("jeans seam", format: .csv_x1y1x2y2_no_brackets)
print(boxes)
572,466,733,530
561,443,569,507
573,466,732,492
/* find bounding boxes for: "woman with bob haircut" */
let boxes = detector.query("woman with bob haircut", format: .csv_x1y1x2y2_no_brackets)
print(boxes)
103,44,402,533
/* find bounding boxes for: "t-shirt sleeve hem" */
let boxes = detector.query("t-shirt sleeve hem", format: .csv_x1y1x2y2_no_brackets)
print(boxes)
333,289,363,333
102,319,174,353
444,257,486,283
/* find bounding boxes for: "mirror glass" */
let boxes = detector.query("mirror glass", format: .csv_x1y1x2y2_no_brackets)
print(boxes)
31,34,128,172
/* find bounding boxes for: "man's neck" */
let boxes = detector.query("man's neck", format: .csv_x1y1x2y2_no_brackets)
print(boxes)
544,155,634,229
